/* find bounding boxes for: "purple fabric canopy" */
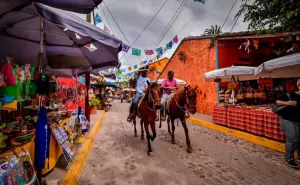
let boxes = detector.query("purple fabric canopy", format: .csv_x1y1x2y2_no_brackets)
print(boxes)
0,3,121,76
0,0,102,15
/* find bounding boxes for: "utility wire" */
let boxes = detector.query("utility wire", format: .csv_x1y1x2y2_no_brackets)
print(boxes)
154,0,189,48
221,0,237,31
229,0,248,32
100,4,115,36
145,0,188,63
119,0,170,61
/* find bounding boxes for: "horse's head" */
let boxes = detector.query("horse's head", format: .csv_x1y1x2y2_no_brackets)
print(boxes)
147,82,161,109
184,85,198,114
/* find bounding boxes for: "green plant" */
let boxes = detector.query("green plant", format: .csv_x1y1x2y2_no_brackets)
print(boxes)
204,25,222,36
235,0,300,32
90,98,100,107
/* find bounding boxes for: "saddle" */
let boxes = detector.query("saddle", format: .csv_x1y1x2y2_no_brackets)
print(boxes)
165,93,175,115
136,93,145,117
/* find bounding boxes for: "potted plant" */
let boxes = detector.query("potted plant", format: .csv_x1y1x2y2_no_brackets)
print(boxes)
97,99,104,110
90,98,100,114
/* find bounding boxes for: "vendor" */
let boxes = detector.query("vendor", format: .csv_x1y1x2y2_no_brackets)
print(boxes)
276,79,300,169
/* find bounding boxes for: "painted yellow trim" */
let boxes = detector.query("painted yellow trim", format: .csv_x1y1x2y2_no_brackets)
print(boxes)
188,117,285,153
61,111,105,185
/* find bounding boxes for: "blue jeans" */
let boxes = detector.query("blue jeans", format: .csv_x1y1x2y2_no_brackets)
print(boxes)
130,92,142,113
161,94,169,116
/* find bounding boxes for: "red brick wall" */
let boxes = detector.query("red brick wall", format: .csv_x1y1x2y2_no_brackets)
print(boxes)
159,39,218,115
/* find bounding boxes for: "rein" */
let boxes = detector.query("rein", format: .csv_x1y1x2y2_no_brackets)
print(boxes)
173,88,196,114
146,84,160,112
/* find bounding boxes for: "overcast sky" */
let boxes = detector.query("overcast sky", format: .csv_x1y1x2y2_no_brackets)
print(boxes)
76,0,251,69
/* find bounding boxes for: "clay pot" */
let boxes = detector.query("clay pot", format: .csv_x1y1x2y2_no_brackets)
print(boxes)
97,104,104,110
90,106,97,114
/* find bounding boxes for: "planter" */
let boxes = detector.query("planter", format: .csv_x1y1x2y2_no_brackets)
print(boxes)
90,106,97,115
97,104,104,110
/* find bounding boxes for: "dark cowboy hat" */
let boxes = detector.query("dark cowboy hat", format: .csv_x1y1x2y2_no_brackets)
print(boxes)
138,65,149,72
168,71,174,76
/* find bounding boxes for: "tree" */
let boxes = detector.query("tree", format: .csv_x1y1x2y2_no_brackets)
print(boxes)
204,25,222,35
236,0,300,32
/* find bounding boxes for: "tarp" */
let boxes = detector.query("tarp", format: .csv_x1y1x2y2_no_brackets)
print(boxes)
0,0,102,15
0,3,122,76
204,66,257,82
254,53,300,78
58,77,85,88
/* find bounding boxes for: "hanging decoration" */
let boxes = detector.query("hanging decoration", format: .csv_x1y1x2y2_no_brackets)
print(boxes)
94,12,102,24
238,39,251,53
104,25,111,34
155,47,163,55
122,43,130,52
144,50,154,55
132,48,142,56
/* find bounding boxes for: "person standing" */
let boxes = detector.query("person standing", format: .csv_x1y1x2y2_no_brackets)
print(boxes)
127,68,150,122
161,71,178,121
276,79,300,168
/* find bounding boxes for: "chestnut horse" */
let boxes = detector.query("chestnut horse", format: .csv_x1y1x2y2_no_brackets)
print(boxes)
132,82,161,156
159,85,198,153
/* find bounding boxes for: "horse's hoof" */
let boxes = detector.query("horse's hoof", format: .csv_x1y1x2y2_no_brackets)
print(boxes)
187,147,193,153
171,140,175,144
134,133,138,137
148,152,154,157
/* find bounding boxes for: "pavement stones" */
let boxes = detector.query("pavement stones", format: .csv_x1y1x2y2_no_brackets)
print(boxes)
80,102,300,185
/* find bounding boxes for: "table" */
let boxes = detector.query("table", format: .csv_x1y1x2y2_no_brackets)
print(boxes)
212,105,285,141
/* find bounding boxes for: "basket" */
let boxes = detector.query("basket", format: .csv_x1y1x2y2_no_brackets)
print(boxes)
254,92,264,98
245,93,253,99
236,93,245,100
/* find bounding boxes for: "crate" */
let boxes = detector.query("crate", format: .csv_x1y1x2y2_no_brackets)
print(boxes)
212,106,227,126
263,111,285,141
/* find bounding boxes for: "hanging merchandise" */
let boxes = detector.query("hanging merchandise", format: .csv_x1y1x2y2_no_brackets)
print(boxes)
0,57,16,86
15,65,24,102
253,40,259,49
132,48,141,56
24,64,31,100
238,39,251,53
35,106,51,170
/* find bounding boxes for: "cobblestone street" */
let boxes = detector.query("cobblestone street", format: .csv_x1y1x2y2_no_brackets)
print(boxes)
81,101,300,185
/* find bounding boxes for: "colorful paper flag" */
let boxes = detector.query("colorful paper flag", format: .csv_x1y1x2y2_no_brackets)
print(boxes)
115,71,121,77
132,48,141,56
122,43,130,52
144,50,154,55
133,65,138,69
173,35,179,43
148,60,152,64
95,12,102,24
156,54,161,60
128,66,132,71
155,47,163,55
121,69,126,72
104,25,111,34
143,60,148,65
166,40,173,49
139,62,143,66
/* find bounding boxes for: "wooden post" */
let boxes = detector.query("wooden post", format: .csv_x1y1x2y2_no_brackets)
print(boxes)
85,73,90,122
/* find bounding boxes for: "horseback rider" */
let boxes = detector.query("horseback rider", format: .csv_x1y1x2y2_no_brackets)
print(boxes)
161,71,178,121
127,67,150,122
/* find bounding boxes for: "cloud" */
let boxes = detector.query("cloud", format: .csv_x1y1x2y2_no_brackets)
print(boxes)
74,0,250,67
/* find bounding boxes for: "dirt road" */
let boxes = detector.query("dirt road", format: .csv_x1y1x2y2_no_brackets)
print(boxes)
80,101,300,185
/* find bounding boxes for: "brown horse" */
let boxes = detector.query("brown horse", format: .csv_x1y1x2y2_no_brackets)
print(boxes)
132,82,161,156
159,85,198,153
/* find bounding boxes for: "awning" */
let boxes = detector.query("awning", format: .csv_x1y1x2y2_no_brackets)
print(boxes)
254,53,300,78
204,66,257,82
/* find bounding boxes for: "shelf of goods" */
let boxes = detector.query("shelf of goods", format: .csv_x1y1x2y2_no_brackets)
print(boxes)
212,105,285,141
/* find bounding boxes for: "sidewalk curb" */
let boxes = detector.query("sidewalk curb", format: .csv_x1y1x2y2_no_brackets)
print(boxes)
61,111,105,185
188,117,285,153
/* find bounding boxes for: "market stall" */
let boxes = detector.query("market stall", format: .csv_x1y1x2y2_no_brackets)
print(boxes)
206,58,300,142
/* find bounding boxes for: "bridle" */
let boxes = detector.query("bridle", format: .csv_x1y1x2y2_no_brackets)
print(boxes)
173,87,196,113
147,83,160,112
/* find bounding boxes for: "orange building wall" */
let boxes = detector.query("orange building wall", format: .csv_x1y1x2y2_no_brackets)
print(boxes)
148,58,169,80
159,39,218,115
